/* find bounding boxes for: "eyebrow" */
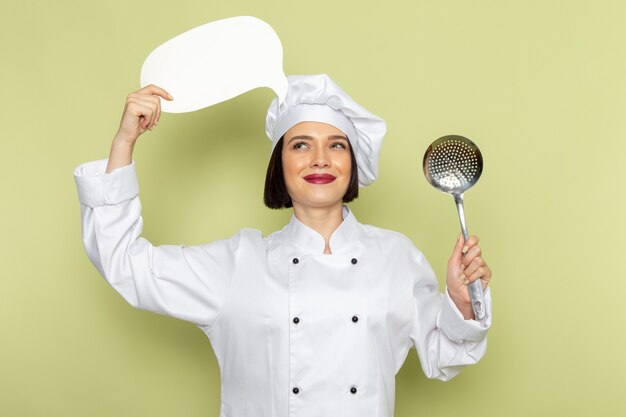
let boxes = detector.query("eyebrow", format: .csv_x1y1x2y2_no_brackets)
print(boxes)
287,135,349,144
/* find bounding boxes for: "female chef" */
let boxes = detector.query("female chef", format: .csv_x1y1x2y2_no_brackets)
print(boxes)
74,74,492,417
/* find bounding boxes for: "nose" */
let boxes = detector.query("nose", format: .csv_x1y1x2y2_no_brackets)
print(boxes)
310,146,330,168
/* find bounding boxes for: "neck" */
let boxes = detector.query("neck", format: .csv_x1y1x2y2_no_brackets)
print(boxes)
292,203,344,254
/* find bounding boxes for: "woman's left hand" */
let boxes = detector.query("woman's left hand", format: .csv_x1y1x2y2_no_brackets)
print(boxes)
446,234,492,320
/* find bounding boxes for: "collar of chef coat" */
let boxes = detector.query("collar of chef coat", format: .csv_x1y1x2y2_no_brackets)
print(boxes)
286,205,359,255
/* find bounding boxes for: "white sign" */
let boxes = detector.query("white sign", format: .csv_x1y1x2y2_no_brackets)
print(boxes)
140,16,288,113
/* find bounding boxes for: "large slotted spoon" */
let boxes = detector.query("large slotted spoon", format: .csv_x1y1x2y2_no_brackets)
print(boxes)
423,135,486,320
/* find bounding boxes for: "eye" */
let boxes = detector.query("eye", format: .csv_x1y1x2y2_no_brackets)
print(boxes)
292,141,309,150
330,142,348,150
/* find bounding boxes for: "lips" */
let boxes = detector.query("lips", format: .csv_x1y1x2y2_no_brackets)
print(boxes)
303,173,337,184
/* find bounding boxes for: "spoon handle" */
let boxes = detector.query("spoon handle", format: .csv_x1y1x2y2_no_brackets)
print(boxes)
454,195,486,320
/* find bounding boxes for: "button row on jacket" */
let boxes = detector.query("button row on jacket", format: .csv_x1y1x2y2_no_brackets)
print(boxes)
291,386,357,395
292,316,357,324
291,257,358,265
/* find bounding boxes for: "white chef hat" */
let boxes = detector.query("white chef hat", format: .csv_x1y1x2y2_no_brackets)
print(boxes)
265,74,386,186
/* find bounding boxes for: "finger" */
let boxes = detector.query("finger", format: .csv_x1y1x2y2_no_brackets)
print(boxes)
127,96,157,114
466,267,485,284
155,98,161,126
126,101,155,131
137,84,174,101
128,92,161,107
129,91,165,128
459,273,471,286
148,98,158,129
128,94,161,126
462,245,482,267
463,256,485,278
462,235,480,254
128,97,158,129
466,266,491,285
137,93,162,128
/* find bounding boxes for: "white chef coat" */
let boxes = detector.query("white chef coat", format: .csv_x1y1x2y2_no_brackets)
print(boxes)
74,159,491,417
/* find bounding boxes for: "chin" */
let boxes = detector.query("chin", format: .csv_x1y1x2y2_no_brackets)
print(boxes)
288,183,349,210
293,195,345,210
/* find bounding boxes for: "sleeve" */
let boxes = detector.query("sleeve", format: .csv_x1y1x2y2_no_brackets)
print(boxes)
409,247,492,381
73,159,241,328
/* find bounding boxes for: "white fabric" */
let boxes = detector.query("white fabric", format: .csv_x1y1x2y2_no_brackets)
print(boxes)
74,159,491,417
273,104,357,147
265,74,387,186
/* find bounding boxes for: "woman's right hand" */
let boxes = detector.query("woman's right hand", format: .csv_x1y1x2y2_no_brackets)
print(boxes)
106,85,173,173
114,84,173,145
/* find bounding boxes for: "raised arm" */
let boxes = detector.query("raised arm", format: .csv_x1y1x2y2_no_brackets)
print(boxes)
74,85,241,328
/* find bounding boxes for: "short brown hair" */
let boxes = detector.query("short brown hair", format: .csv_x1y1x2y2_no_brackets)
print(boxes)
264,137,359,209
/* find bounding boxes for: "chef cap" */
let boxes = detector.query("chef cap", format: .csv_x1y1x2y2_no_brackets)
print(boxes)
265,74,386,186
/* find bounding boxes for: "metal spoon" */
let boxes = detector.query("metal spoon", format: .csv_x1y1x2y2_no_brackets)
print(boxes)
422,135,486,320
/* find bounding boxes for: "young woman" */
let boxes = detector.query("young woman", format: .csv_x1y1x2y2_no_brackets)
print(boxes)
74,74,492,417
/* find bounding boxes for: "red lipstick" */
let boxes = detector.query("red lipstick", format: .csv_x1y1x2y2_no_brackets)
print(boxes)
303,173,337,184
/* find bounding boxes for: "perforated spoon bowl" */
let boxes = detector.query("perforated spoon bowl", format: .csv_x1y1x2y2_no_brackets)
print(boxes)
423,135,486,320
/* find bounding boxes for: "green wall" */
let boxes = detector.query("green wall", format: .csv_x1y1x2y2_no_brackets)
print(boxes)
1,0,624,416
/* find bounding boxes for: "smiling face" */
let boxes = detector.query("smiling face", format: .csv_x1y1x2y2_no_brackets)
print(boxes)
281,121,352,211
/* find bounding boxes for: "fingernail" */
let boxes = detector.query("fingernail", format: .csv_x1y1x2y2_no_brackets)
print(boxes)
462,246,469,254
168,94,174,100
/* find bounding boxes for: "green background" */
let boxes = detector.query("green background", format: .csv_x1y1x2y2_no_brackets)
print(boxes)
1,0,624,416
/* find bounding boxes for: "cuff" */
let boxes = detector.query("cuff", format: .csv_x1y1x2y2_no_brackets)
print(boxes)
73,159,139,207
438,287,492,343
